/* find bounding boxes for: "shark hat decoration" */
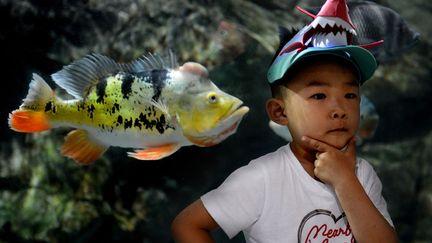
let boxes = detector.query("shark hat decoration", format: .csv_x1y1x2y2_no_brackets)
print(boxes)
267,0,384,84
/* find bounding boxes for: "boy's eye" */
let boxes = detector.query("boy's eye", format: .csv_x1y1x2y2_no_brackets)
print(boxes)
345,93,358,99
311,93,326,100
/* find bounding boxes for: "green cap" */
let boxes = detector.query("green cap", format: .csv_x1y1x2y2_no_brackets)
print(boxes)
267,45,377,85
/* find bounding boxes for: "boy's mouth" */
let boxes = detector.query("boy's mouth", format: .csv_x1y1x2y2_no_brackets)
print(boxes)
327,127,348,133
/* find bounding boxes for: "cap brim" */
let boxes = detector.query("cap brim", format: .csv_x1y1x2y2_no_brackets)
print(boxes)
267,45,377,85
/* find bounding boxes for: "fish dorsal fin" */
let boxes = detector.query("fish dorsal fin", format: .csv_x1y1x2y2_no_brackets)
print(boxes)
125,49,178,73
52,51,178,99
51,54,121,99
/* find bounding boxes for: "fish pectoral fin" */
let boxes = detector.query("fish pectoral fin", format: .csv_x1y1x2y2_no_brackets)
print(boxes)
127,144,181,160
61,129,108,165
149,98,171,120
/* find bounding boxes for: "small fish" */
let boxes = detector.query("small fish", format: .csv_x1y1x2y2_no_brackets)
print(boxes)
304,0,420,63
216,21,248,58
269,95,379,145
207,20,251,66
357,95,379,144
8,51,249,164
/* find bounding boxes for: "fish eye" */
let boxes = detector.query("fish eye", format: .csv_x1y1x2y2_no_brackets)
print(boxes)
219,30,228,37
207,92,218,104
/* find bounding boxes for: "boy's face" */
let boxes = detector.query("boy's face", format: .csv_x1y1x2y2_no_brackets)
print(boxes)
275,61,360,150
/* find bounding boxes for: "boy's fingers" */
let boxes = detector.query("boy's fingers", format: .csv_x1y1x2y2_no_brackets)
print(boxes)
301,136,334,152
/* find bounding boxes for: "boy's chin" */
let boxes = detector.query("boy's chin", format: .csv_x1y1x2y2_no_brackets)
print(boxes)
318,136,351,150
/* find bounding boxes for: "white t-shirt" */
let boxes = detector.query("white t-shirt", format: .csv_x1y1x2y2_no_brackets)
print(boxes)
201,144,393,243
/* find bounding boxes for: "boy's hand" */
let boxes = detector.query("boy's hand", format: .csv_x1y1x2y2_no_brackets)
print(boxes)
301,136,357,189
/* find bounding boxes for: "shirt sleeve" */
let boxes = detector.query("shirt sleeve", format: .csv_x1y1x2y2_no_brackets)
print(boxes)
201,161,265,239
357,158,394,227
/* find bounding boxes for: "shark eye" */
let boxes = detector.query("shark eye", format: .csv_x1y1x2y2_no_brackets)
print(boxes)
207,92,218,104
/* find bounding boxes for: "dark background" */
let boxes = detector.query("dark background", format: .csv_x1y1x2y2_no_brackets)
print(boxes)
0,0,431,242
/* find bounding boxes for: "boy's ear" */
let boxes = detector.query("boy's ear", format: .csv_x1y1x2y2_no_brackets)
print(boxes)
266,98,289,125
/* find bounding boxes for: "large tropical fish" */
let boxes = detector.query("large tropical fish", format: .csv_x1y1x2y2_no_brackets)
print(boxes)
8,51,249,164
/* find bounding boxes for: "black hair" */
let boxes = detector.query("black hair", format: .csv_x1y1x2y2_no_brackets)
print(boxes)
270,26,299,64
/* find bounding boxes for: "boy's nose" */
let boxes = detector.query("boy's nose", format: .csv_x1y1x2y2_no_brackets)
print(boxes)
330,109,347,119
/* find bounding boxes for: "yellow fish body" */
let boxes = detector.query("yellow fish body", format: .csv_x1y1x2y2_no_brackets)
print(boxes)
8,52,249,164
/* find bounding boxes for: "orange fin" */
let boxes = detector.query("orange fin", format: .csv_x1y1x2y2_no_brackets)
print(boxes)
8,110,50,132
127,144,181,160
61,129,108,165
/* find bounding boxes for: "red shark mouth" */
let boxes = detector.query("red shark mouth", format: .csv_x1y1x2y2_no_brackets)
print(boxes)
303,17,356,48
278,16,358,56
303,23,354,47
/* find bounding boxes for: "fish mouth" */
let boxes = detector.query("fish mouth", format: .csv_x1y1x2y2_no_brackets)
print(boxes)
220,101,249,123
186,104,250,147
304,16,356,47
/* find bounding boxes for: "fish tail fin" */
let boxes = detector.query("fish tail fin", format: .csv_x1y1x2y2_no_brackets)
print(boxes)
8,73,54,132
8,110,51,132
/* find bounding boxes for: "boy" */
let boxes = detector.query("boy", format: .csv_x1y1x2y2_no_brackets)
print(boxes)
172,0,397,242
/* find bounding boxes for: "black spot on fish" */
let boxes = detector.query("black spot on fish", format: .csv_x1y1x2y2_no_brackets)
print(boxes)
139,112,154,130
155,114,166,134
138,69,167,101
146,106,157,117
112,103,120,114
121,73,135,99
44,101,57,113
159,114,166,124
77,103,85,111
87,104,95,119
117,115,123,125
124,117,133,129
134,118,142,130
44,102,52,112
137,112,167,134
96,78,107,103
139,112,146,122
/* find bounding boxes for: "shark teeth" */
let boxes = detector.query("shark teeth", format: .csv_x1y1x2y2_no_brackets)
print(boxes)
311,31,348,47
310,16,357,35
